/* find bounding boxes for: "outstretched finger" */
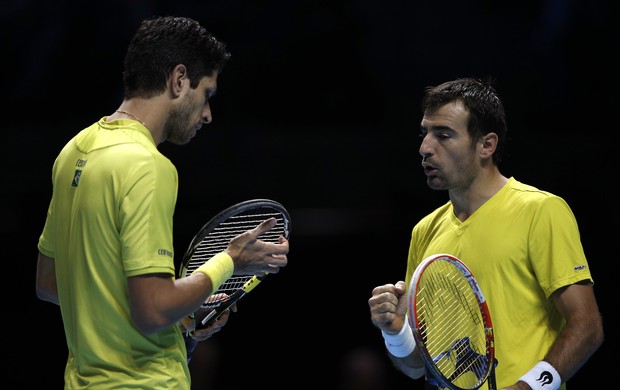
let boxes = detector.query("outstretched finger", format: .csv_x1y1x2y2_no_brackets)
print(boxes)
250,217,277,237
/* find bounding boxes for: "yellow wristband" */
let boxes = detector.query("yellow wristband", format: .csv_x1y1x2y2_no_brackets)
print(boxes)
192,252,234,291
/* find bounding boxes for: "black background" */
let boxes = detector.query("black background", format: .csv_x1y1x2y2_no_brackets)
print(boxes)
3,1,617,388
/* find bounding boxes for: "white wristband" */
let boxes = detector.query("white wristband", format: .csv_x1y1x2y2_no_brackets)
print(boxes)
519,361,561,390
381,319,416,358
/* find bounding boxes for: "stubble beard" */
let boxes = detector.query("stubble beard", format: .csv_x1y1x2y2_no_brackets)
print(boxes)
164,96,196,145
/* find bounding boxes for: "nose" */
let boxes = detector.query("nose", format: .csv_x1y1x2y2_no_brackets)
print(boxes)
419,133,432,157
202,102,212,124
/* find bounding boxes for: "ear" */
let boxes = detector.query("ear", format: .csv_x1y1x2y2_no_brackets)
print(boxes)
479,132,498,159
169,64,187,97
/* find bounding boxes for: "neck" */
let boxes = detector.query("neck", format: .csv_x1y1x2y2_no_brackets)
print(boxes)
450,171,508,221
112,98,169,144
115,109,148,129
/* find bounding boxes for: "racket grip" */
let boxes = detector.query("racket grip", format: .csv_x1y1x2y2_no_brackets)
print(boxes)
196,289,246,329
486,358,498,390
185,333,199,363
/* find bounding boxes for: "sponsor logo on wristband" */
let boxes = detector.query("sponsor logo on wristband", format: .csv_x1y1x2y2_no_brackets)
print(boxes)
535,370,554,386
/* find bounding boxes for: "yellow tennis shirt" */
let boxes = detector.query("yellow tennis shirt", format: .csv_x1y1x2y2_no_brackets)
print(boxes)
38,118,190,389
405,177,592,390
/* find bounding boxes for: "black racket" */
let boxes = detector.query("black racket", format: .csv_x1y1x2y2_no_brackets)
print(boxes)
407,254,497,390
178,199,291,362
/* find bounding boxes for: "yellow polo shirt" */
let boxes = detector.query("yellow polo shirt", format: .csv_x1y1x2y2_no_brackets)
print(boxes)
38,117,189,389
405,177,591,390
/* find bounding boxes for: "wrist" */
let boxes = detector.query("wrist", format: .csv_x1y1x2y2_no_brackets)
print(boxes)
381,319,416,358
192,252,234,291
518,361,561,390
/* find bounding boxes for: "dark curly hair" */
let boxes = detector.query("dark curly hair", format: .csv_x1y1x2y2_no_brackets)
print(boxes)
122,16,231,99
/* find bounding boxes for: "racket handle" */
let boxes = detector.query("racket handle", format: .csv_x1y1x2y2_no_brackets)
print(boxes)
185,333,199,363
425,375,441,389
487,358,498,390
197,289,246,329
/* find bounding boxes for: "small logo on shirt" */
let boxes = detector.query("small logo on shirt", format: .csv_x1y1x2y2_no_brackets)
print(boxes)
536,370,554,386
72,170,82,187
158,249,173,257
574,264,587,271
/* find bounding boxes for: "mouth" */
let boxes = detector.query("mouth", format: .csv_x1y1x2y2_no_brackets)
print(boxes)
189,123,203,138
421,162,438,176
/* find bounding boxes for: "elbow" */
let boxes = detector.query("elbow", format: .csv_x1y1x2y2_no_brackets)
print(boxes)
582,311,605,357
35,287,46,302
594,313,605,349
131,312,170,335
132,319,161,335
36,284,58,304
35,285,44,300
36,253,58,304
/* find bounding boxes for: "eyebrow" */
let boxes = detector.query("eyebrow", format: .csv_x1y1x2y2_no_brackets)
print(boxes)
421,124,455,132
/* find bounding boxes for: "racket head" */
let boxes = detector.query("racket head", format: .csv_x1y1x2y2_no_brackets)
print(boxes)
179,199,291,324
407,254,495,390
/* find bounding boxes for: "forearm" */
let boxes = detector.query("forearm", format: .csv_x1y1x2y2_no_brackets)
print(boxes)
382,318,426,379
388,350,426,380
542,310,604,382
128,271,221,334
517,283,604,389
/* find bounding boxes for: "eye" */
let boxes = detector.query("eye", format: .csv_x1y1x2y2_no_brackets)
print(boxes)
205,88,216,100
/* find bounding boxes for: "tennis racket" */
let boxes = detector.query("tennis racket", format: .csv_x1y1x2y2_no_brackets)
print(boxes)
178,199,291,362
407,254,497,390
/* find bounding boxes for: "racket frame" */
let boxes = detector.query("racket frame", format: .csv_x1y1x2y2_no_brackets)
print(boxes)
178,199,291,362
179,198,291,279
407,253,496,390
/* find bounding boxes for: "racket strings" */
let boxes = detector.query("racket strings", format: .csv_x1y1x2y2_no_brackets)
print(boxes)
185,208,287,307
186,209,287,274
416,260,490,388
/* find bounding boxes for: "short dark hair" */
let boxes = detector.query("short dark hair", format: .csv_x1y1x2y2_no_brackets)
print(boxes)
122,16,231,99
422,77,508,165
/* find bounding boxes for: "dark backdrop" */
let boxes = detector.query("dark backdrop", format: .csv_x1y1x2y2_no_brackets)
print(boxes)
3,1,616,388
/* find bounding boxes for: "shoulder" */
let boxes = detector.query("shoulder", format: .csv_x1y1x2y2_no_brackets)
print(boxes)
506,177,551,197
506,178,576,220
415,200,452,229
505,177,565,205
